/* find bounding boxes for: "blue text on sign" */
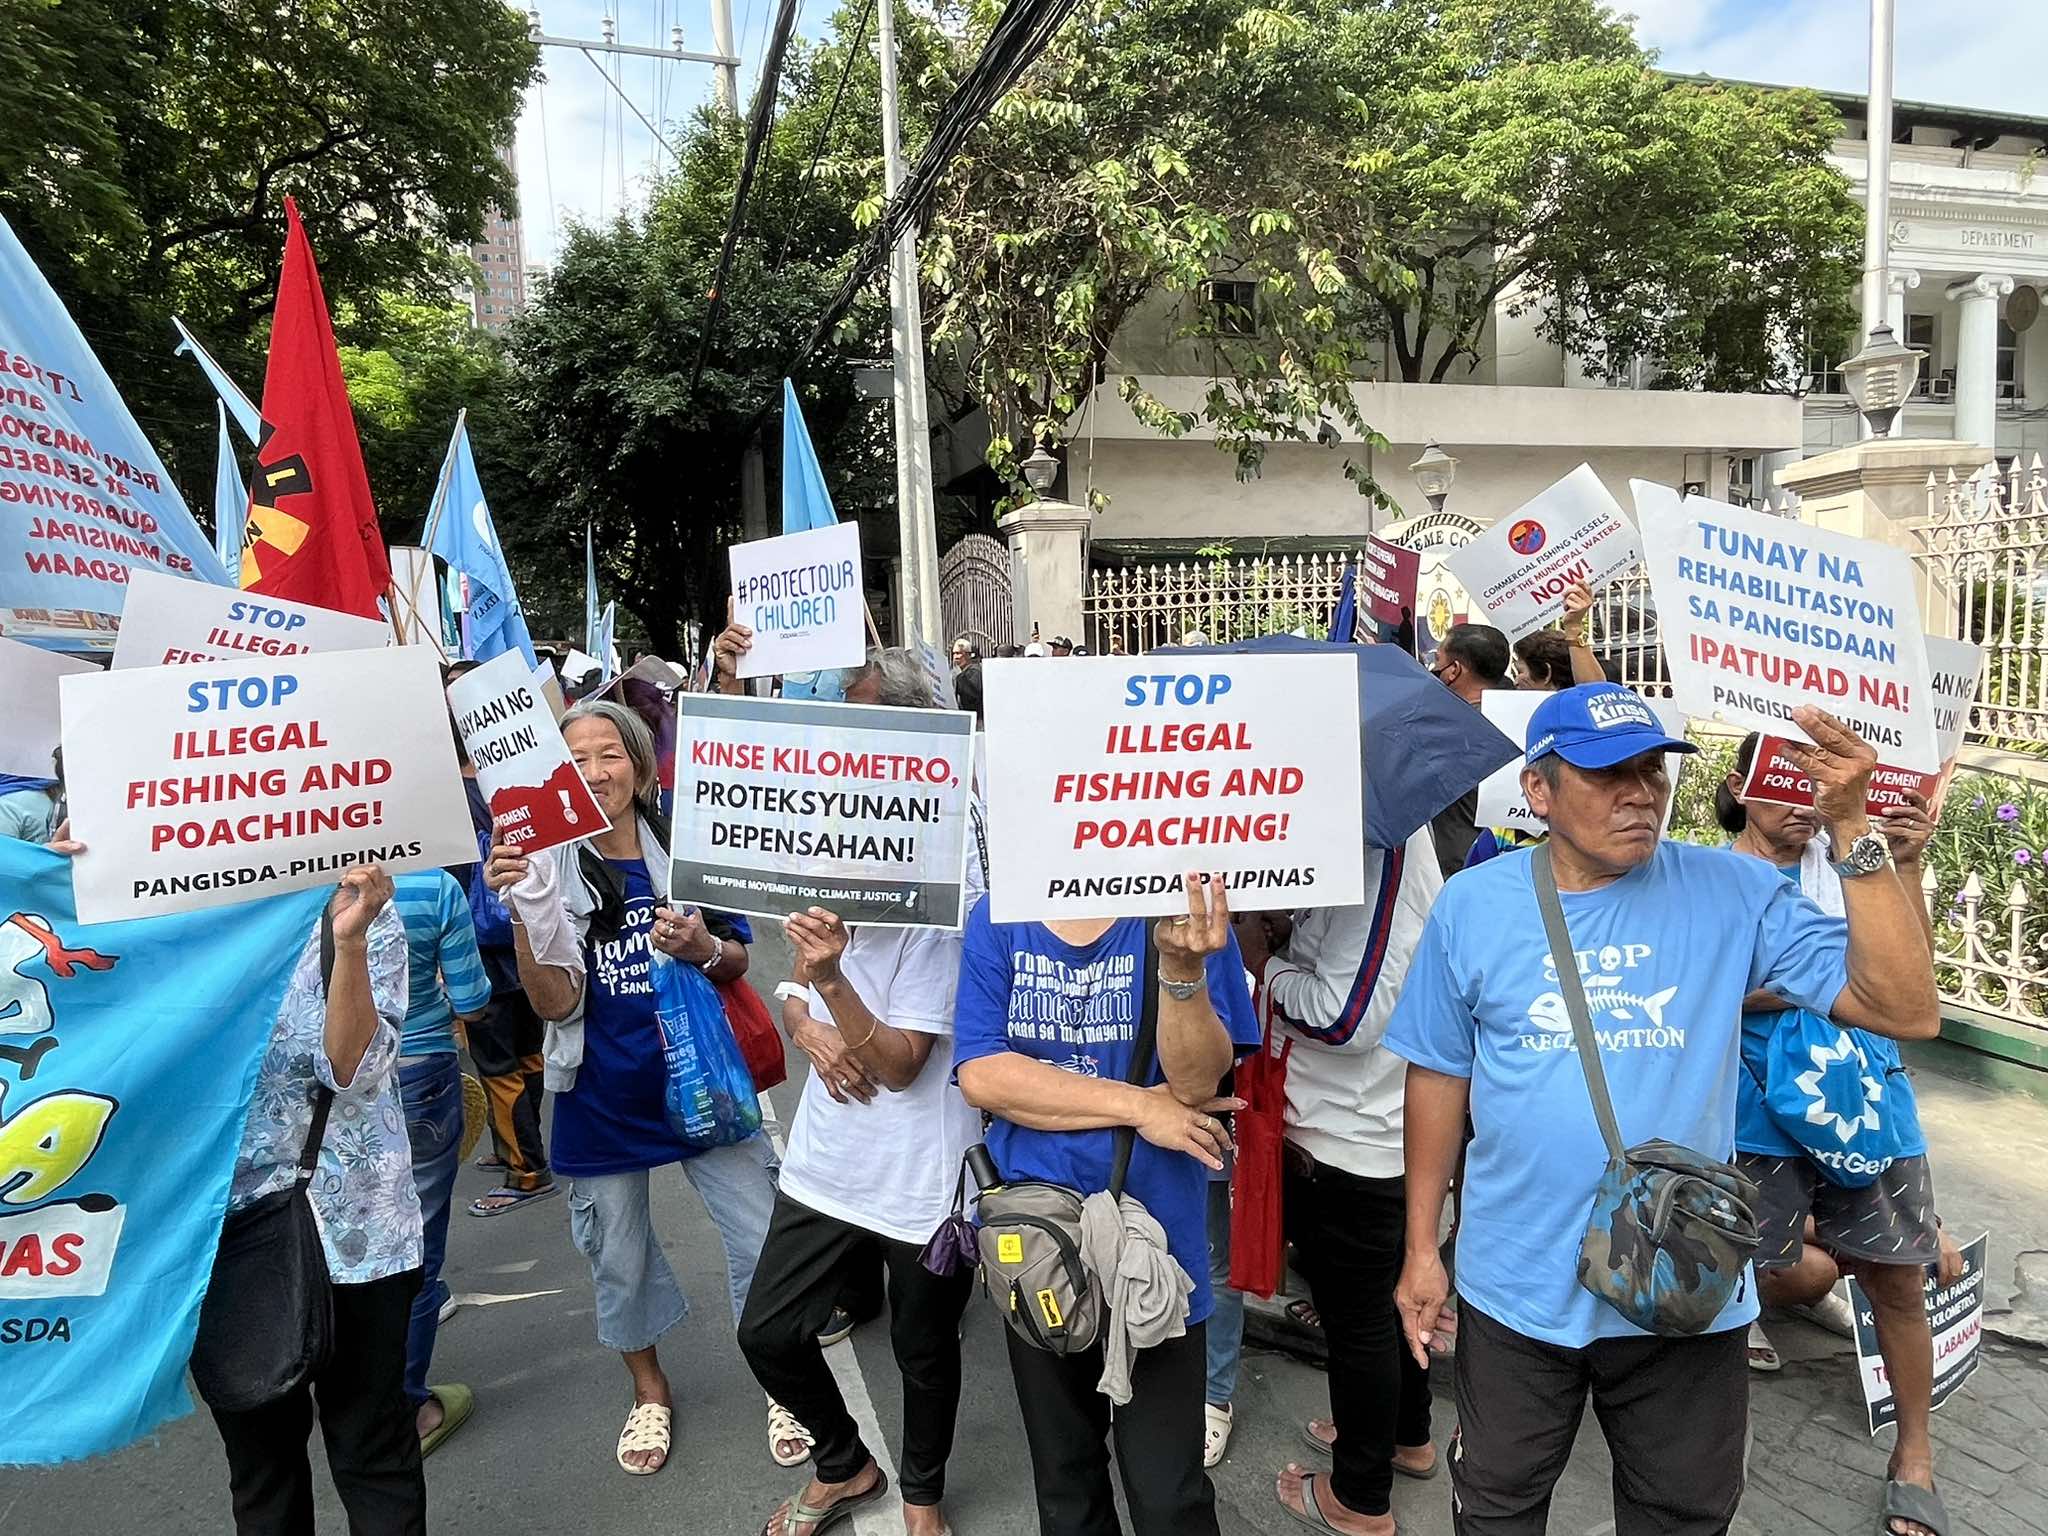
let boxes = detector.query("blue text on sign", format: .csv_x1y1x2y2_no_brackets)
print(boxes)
1124,673,1233,707
185,675,299,712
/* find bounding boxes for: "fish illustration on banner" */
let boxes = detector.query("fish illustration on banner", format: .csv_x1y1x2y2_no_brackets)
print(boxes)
0,213,228,652
0,840,329,1465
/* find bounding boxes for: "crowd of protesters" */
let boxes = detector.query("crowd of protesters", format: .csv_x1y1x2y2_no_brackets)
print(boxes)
20,588,1966,1536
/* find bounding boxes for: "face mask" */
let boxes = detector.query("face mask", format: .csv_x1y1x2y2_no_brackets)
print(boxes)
780,670,846,702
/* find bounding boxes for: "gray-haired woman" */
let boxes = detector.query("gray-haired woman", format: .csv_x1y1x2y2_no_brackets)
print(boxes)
484,699,812,1475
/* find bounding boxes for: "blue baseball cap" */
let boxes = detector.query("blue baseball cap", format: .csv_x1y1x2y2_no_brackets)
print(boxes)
1524,683,1696,770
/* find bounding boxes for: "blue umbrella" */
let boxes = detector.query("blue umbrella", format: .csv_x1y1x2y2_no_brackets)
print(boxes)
1159,633,1519,850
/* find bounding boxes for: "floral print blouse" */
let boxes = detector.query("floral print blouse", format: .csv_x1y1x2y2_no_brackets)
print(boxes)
228,904,418,1285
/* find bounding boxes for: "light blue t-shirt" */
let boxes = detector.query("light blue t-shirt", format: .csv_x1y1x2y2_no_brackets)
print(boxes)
0,787,57,844
1385,840,1850,1347
390,870,493,1056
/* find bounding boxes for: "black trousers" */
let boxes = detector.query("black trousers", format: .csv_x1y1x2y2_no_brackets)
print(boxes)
209,1268,426,1536
468,989,549,1188
1284,1154,1432,1518
1004,1323,1217,1536
1451,1302,1748,1536
737,1193,972,1506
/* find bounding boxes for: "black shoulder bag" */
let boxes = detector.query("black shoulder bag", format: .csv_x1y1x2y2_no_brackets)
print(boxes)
190,906,341,1413
967,930,1162,1354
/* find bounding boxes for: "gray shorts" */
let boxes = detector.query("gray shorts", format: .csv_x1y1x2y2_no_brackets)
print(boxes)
1736,1152,1939,1271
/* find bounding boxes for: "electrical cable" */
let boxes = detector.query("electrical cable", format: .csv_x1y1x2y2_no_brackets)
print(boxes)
768,0,875,276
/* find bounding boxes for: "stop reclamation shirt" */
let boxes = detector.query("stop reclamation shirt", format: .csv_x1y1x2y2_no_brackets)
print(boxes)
1384,840,1849,1347
952,908,1261,1324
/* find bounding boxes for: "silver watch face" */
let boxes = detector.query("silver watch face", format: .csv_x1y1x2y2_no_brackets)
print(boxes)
1841,832,1890,874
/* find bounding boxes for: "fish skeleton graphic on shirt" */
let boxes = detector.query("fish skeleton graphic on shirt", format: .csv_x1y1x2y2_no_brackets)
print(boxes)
1527,971,1681,1034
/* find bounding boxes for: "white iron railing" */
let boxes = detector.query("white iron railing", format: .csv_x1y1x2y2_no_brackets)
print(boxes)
1083,551,1354,654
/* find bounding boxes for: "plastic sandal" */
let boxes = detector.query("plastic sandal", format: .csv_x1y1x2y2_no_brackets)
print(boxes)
467,1182,559,1217
420,1383,474,1458
1747,1321,1783,1372
616,1401,672,1475
768,1398,815,1468
1204,1403,1232,1469
1881,1478,1949,1536
763,1467,890,1535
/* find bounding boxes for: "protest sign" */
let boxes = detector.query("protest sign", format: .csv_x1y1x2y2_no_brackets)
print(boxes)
1472,688,1690,839
1359,536,1421,630
1848,1231,1988,1436
111,568,390,670
1635,481,1939,772
0,216,228,650
728,521,866,681
448,649,609,855
982,655,1365,922
1445,465,1642,642
598,655,686,790
672,694,974,927
0,839,330,1465
0,635,95,777
60,646,475,923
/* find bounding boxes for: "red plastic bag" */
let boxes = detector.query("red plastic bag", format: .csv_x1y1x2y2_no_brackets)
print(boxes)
1229,988,1291,1299
716,976,788,1092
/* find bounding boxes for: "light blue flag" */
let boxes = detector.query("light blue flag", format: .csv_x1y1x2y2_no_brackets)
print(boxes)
584,524,599,657
211,402,247,581
781,378,839,534
0,215,229,646
171,318,261,446
0,841,330,1465
595,600,617,683
427,421,536,669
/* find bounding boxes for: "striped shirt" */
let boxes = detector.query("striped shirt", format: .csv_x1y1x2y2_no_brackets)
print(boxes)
391,870,493,1056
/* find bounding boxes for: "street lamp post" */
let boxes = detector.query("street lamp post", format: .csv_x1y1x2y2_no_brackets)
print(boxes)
1841,322,1923,437
1410,441,1459,513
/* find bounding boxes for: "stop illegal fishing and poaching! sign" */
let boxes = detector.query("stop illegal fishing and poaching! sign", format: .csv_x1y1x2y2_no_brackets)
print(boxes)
981,655,1365,921
672,693,975,928
1635,481,1940,772
60,647,477,922
110,567,390,670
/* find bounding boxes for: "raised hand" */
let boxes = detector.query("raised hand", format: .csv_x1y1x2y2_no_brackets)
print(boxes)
1155,872,1231,979
1784,707,1878,833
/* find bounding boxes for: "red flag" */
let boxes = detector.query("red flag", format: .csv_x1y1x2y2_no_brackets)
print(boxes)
241,197,392,619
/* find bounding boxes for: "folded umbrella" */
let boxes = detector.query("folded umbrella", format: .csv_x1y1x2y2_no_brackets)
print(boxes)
1159,633,1519,850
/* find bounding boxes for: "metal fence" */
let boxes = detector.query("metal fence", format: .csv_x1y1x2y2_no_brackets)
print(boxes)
1083,551,1354,654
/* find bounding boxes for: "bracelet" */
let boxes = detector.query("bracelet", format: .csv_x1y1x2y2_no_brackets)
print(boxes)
1159,971,1205,1002
697,935,724,974
843,1017,879,1050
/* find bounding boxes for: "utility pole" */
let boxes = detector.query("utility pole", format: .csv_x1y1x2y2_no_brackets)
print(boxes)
708,0,738,114
1859,0,1896,438
875,0,944,648
526,9,740,126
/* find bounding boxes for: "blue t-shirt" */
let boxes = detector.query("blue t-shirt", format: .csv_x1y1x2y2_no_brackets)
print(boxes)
1385,840,1849,1347
951,908,1261,1325
1735,865,1923,1160
551,861,754,1179
391,870,493,1056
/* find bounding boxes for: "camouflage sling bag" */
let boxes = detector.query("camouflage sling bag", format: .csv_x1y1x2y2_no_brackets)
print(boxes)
1533,845,1761,1337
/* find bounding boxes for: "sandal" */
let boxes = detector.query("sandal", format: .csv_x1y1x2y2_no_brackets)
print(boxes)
768,1398,815,1468
1204,1403,1233,1469
468,1182,559,1217
1285,1297,1323,1331
473,1151,507,1170
616,1401,671,1475
1299,1420,1437,1480
763,1467,890,1535
1747,1321,1783,1373
1881,1478,1949,1536
419,1383,474,1458
1278,1467,1399,1534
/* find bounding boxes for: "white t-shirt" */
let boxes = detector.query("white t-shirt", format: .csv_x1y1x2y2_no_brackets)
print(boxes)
779,924,979,1245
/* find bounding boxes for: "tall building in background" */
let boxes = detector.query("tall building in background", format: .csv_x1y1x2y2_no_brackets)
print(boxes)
467,146,527,335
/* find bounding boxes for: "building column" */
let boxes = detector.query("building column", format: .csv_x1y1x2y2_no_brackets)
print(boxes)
997,497,1090,647
1945,272,2015,454
1877,267,1922,439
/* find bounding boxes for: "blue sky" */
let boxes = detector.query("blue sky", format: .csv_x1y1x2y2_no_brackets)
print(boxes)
513,0,2048,268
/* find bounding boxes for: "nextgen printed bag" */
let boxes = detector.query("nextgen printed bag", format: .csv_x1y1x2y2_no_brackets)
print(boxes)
1533,846,1761,1337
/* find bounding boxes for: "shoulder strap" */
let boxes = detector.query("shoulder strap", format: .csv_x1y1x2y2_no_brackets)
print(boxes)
300,902,339,1181
1530,844,1624,1161
1108,926,1163,1201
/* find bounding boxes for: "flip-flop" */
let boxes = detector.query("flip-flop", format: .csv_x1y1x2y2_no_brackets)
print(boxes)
1298,1423,1439,1479
1747,1321,1783,1373
468,1182,559,1217
473,1151,508,1170
420,1383,474,1458
1881,1478,1949,1536
1286,1297,1324,1330
1278,1469,1399,1534
616,1401,671,1476
763,1467,891,1535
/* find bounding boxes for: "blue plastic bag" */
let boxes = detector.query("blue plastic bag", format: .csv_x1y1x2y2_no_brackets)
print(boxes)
1751,1008,1916,1188
651,951,763,1149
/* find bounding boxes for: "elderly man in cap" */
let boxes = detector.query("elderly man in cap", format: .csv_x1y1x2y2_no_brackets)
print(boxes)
1381,683,1939,1536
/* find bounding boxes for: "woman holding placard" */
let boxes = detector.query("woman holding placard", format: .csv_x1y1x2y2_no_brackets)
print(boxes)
484,700,811,1476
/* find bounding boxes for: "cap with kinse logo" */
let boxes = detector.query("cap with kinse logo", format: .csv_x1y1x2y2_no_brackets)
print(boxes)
1525,683,1697,770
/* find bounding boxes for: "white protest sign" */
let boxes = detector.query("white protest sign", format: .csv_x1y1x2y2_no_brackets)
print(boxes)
728,521,866,680
61,646,476,922
1849,1231,1987,1436
111,567,390,670
0,635,96,776
449,649,610,856
671,693,974,927
1472,689,1690,839
1927,636,1985,762
1634,481,1939,773
983,654,1365,922
1445,464,1642,642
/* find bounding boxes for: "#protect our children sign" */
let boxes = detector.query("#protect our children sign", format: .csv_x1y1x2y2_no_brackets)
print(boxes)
1445,464,1642,642
60,646,476,922
727,521,866,681
982,655,1365,921
110,567,390,669
448,649,610,856
1635,481,1939,773
672,693,975,927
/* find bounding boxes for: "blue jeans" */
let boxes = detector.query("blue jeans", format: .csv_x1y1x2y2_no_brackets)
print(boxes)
566,1133,780,1353
1206,1176,1244,1406
400,1052,463,1409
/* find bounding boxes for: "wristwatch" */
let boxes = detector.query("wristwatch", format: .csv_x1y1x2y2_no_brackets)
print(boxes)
1159,972,1205,1002
1831,831,1892,880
